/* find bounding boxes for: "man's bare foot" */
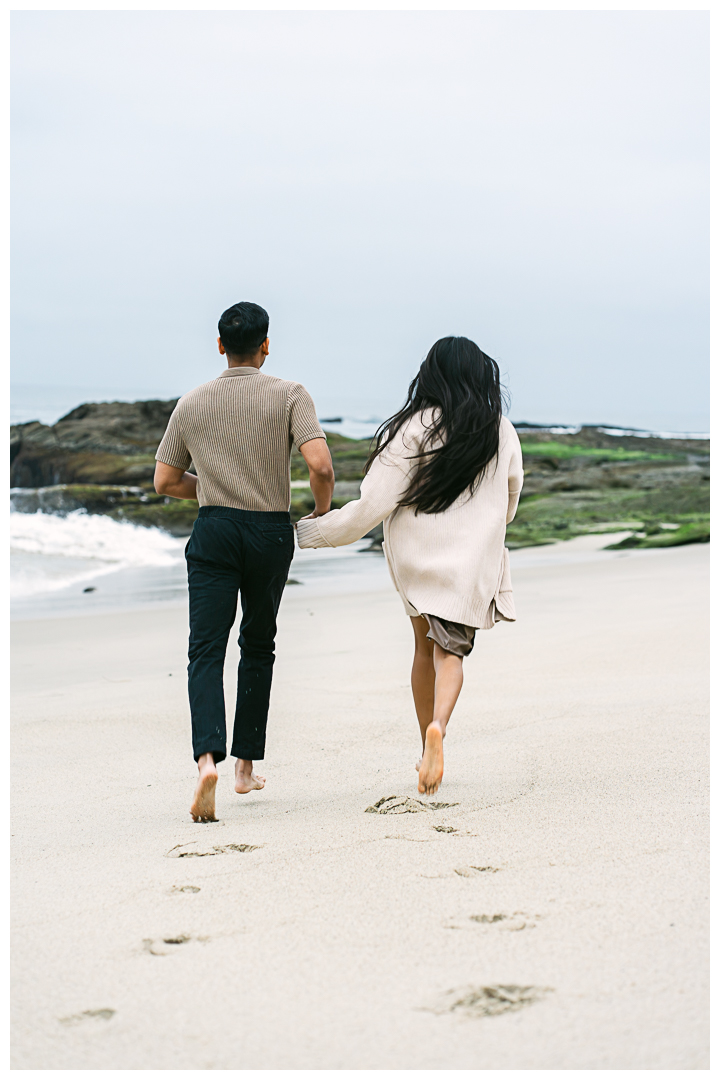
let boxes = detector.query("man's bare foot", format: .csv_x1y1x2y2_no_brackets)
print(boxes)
234,758,266,794
415,758,422,772
191,756,218,822
418,721,444,795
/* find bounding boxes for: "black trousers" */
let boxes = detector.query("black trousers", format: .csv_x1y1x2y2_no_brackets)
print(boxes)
185,506,294,764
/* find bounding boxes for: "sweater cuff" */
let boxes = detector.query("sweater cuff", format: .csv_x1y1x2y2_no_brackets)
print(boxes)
296,518,332,548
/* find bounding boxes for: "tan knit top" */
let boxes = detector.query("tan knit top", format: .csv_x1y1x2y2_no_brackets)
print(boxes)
155,367,325,512
296,413,524,629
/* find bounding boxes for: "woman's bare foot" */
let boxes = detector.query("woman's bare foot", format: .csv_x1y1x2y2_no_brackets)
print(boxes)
234,758,266,794
191,755,218,822
418,721,444,795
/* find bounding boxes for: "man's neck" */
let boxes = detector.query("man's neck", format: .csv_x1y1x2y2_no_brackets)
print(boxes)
227,352,264,370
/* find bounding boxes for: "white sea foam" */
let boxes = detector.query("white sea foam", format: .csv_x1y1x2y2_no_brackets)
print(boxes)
10,510,186,598
596,426,710,440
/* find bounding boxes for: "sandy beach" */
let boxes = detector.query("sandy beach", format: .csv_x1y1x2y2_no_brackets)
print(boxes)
11,540,709,1069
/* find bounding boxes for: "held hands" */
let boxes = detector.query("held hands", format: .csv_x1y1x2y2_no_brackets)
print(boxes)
295,505,332,548
298,508,329,521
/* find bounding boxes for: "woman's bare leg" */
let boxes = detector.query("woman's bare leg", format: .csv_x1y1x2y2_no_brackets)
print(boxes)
410,615,436,752
418,642,464,796
431,646,464,737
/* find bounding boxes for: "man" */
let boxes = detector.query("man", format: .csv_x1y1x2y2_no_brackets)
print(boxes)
154,301,334,822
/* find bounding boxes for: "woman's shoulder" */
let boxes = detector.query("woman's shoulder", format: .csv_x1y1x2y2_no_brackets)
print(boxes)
375,409,434,468
499,415,521,446
409,407,440,434
386,408,435,445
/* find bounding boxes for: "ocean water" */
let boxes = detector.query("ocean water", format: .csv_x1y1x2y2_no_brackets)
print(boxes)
10,504,656,623
10,509,186,599
9,507,392,620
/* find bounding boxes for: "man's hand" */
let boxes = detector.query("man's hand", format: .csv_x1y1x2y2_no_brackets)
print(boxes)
299,437,334,516
154,461,199,501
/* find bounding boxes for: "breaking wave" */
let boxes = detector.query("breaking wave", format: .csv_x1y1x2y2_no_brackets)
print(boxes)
10,509,186,598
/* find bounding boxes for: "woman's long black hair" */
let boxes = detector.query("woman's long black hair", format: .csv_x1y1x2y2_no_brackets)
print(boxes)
365,336,506,515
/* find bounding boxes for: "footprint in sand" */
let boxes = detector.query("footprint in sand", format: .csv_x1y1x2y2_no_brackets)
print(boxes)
366,795,459,815
445,913,535,931
143,934,195,956
470,912,537,931
384,835,433,842
429,984,552,1018
165,841,259,858
454,865,501,877
59,1009,115,1026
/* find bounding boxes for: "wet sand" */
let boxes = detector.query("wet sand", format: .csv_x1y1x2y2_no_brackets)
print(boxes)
11,542,709,1068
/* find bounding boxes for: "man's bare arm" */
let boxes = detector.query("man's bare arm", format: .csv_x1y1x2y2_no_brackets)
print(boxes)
154,461,199,501
299,437,334,517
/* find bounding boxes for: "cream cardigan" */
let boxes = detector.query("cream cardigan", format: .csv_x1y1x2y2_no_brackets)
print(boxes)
296,413,524,629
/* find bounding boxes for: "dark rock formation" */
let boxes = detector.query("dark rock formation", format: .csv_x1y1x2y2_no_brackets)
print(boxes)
520,456,710,497
10,399,178,487
8,402,709,545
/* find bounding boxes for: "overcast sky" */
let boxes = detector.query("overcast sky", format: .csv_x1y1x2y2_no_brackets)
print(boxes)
11,10,709,430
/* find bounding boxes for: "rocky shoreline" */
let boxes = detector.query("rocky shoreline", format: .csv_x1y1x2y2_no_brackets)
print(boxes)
10,399,709,548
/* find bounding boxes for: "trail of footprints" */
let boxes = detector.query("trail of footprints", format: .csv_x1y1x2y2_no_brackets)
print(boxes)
374,794,552,1013
58,795,551,1026
134,840,263,962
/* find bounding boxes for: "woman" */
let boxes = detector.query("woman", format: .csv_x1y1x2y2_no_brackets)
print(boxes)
296,337,523,796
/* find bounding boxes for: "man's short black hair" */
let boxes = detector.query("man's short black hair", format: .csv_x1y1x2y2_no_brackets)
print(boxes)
218,302,269,356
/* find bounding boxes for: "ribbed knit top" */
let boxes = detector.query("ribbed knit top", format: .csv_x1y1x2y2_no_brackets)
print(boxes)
296,413,524,629
155,367,325,512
